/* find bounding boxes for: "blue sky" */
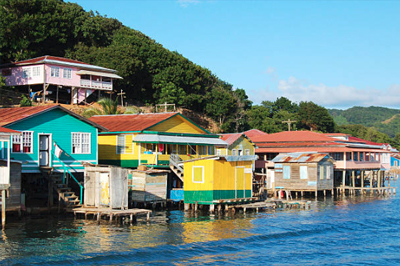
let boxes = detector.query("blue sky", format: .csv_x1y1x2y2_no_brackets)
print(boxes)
72,0,400,109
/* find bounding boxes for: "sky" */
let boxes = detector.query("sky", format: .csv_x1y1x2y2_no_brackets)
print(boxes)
72,0,400,110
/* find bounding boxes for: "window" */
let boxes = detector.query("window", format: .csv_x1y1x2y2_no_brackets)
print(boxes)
72,133,91,154
51,66,60,77
193,166,204,183
12,131,33,153
32,66,41,77
238,149,243,156
178,145,187,155
346,152,352,161
353,152,358,161
216,149,221,156
245,149,250,156
189,145,196,155
116,135,125,154
169,144,177,154
198,145,207,155
63,68,72,79
332,153,343,161
326,165,332,180
360,152,364,162
232,149,237,156
300,166,308,179
208,146,215,155
283,166,291,179
319,165,325,180
23,68,31,78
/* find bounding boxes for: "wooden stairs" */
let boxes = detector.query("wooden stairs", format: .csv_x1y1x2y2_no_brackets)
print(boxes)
40,167,82,211
169,154,184,182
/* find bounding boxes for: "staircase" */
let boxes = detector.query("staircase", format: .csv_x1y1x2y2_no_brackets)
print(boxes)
169,154,184,182
40,167,82,211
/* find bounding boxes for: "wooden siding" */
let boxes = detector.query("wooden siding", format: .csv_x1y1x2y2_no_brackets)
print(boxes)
7,108,98,173
229,136,255,155
0,161,21,211
274,160,334,191
128,170,168,203
148,115,206,134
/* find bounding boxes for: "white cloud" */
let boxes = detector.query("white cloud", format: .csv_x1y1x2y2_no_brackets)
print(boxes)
276,76,400,109
248,75,400,109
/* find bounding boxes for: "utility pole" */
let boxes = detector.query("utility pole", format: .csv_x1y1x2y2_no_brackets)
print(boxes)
282,118,297,131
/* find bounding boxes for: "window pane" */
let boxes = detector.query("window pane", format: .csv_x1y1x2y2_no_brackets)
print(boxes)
283,166,291,179
193,167,203,183
300,166,308,179
117,135,125,154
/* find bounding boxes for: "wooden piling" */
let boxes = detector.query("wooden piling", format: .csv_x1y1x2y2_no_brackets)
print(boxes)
1,189,6,228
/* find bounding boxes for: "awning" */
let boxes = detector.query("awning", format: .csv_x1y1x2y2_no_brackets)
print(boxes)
76,70,123,79
134,134,228,146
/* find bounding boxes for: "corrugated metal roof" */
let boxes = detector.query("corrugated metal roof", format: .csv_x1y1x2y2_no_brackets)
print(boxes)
134,134,228,146
251,131,336,143
244,129,268,139
0,105,107,130
89,112,180,132
272,152,331,163
76,70,122,79
0,127,20,134
257,146,392,153
219,133,242,146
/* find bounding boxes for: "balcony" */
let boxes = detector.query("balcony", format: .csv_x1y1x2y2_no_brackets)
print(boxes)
334,160,382,170
80,78,113,90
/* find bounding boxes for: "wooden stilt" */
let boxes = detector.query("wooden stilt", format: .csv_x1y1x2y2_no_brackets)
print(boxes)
184,203,190,211
210,204,215,213
2,190,6,228
194,202,198,212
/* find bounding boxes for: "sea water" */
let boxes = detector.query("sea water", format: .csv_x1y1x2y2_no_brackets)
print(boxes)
1,185,400,265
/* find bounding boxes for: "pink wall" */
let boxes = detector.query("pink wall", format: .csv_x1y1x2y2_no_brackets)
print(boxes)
44,64,80,87
4,65,44,86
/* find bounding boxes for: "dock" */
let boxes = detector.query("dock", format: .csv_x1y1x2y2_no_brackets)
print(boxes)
73,207,152,223
233,199,311,213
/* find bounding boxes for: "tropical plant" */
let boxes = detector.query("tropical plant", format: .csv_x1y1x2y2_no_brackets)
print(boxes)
82,97,122,118
19,94,32,107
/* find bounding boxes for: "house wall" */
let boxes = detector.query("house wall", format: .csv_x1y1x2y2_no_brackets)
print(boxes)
184,159,252,204
0,161,21,211
3,64,45,86
228,136,255,156
44,64,81,87
274,160,334,191
6,108,98,173
148,115,207,134
98,133,139,168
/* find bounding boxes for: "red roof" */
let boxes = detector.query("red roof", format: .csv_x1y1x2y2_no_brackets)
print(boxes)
256,146,391,153
219,133,243,146
89,112,180,132
0,126,20,134
244,129,268,139
347,136,382,146
13,55,90,66
0,105,58,126
252,130,336,143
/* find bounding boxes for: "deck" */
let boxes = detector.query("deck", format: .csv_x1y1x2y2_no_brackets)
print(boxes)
73,207,152,223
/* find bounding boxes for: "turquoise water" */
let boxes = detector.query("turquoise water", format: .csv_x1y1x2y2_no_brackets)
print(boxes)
1,189,400,265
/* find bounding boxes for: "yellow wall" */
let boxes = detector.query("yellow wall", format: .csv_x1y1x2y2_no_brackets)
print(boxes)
98,133,139,161
184,159,252,191
148,115,206,134
228,136,255,155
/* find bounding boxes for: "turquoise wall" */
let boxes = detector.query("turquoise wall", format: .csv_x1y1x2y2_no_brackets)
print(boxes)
5,108,98,173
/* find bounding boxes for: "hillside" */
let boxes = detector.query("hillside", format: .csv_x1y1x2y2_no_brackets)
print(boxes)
329,106,400,138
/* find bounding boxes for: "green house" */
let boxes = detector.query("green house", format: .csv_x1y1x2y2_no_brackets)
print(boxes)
0,105,105,174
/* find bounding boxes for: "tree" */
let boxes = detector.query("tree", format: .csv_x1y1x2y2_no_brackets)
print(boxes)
297,101,336,132
82,97,122,118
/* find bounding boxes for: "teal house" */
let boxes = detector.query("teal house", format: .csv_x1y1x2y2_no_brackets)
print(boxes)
0,105,105,173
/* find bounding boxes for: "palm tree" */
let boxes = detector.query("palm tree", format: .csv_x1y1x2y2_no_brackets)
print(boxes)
82,98,122,118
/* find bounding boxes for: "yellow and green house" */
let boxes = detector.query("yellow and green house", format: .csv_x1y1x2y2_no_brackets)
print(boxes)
216,133,256,156
89,112,228,169
183,156,256,205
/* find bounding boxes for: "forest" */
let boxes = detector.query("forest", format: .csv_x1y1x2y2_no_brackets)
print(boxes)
0,0,399,148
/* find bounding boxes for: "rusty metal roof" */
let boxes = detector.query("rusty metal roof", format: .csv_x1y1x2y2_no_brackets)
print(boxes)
272,152,331,163
0,105,106,130
251,131,336,143
0,126,20,134
89,112,183,132
219,133,243,146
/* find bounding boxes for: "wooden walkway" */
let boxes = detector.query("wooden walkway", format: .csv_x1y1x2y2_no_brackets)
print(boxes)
73,207,152,223
233,199,311,213
337,186,396,195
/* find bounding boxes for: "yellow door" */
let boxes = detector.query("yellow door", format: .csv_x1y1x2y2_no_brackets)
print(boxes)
236,167,245,198
100,173,110,207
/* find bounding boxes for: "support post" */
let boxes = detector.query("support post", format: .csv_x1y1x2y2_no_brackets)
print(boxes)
210,204,215,213
2,190,6,228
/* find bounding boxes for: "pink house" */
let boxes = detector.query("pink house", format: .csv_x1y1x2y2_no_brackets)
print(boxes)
0,55,122,104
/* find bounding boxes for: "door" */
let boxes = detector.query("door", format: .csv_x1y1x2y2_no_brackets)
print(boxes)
100,172,110,207
235,167,245,198
39,134,50,166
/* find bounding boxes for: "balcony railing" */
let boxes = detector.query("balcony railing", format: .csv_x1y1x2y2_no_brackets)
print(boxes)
80,79,112,90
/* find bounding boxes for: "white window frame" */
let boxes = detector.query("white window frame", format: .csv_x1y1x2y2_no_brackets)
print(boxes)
192,166,204,183
283,165,291,179
300,165,308,179
71,132,91,154
116,135,125,154
63,68,72,79
326,165,332,180
245,149,250,156
23,67,31,78
51,66,60,77
216,149,221,156
12,131,33,153
32,66,41,77
232,149,237,156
